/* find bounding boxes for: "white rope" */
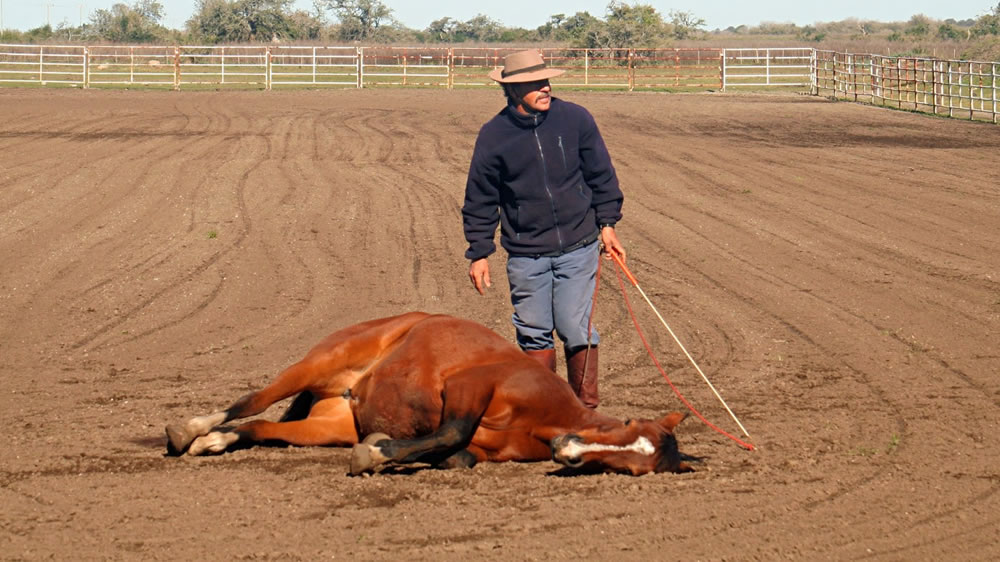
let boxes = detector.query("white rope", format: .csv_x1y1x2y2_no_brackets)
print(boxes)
630,281,752,438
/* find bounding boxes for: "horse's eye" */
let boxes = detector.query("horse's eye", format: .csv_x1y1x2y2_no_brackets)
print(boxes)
624,419,633,425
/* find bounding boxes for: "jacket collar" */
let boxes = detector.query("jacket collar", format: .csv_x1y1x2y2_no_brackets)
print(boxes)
502,97,556,129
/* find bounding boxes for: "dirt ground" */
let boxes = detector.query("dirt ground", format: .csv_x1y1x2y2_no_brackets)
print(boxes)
1,87,998,560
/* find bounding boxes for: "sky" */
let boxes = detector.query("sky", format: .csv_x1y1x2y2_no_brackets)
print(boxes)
1,0,995,33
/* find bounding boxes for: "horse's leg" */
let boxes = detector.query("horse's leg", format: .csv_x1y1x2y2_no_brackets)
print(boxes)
279,390,316,422
166,359,328,455
187,397,358,455
425,448,479,469
166,312,431,455
349,369,496,474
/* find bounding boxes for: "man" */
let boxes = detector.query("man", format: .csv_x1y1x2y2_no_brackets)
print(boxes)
462,49,626,409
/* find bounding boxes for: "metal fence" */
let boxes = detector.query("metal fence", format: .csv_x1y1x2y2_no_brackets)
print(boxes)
814,50,999,123
7,43,995,123
0,44,812,92
723,48,814,88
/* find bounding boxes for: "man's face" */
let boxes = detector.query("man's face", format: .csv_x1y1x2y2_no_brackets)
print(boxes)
511,79,552,113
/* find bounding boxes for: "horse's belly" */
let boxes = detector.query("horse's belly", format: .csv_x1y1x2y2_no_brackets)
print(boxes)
353,378,442,439
473,427,551,462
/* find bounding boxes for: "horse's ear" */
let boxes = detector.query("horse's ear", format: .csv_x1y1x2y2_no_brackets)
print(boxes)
657,412,687,432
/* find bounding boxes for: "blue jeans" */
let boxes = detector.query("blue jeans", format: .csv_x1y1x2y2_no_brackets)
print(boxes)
506,240,600,351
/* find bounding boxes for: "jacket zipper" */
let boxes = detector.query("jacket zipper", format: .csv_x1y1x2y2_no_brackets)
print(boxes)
533,114,563,252
558,136,567,169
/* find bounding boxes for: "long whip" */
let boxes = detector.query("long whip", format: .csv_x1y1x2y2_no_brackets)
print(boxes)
608,252,753,447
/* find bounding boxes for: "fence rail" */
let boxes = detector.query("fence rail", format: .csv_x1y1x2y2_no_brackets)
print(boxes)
3,43,997,124
723,48,814,88
814,50,999,123
0,44,811,92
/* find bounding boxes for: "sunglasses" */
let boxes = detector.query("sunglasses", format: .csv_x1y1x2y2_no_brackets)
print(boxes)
510,79,551,96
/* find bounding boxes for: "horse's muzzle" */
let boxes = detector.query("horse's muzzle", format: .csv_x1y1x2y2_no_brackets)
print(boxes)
550,434,585,467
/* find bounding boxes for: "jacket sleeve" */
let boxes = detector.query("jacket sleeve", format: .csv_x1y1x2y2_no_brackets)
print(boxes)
462,132,501,260
578,109,623,226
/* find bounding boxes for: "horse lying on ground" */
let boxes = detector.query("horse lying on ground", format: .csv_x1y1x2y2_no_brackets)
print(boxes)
165,312,693,475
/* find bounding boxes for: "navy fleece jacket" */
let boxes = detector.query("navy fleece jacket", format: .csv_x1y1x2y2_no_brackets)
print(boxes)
462,97,623,260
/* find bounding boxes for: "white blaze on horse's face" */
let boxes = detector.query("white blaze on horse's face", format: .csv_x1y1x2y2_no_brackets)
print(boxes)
550,433,660,473
556,435,656,460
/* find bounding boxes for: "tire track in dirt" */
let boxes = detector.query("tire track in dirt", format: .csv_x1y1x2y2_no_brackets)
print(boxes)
678,146,1000,403
611,104,1000,554
619,127,996,290
618,117,998,402
303,105,460,315
68,98,263,351
3,90,999,560
0,118,242,368
0,127,171,231
207,108,320,353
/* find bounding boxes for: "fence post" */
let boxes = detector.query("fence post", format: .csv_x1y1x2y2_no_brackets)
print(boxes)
674,49,680,86
948,60,954,118
173,46,180,91
266,46,272,90
721,49,727,92
870,55,877,103
896,57,906,109
810,49,817,95
627,49,634,91
969,61,976,121
990,63,1000,125
399,47,405,86
853,54,860,101
221,46,226,85
880,56,887,107
448,48,454,89
83,46,89,89
357,47,363,89
585,49,589,86
766,48,771,86
928,59,934,115
39,46,43,84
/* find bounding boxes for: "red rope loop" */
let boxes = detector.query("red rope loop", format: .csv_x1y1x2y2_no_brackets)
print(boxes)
605,258,755,451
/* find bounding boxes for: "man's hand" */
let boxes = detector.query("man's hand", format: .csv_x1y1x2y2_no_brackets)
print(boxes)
469,258,492,295
600,226,626,263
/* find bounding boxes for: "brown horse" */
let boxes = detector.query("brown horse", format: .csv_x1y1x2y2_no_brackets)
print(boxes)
165,312,693,475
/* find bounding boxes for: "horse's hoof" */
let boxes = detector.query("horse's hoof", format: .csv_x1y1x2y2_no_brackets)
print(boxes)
165,423,193,455
362,432,391,446
350,433,391,476
349,444,375,475
187,431,237,456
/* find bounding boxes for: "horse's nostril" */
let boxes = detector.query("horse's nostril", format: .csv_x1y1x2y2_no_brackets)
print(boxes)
551,434,585,466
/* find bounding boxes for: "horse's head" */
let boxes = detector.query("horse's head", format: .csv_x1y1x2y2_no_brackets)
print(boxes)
549,412,692,475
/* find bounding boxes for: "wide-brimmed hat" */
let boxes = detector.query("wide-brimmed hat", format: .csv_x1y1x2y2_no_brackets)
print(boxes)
488,50,565,83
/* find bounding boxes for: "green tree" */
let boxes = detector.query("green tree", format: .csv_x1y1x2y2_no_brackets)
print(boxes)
89,0,168,42
537,14,565,40
668,10,705,40
425,16,458,42
325,0,394,41
553,11,600,42
971,2,1000,36
797,25,826,42
936,23,962,40
753,21,799,35
455,14,502,42
187,0,316,43
24,24,55,42
580,1,668,48
903,14,932,38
